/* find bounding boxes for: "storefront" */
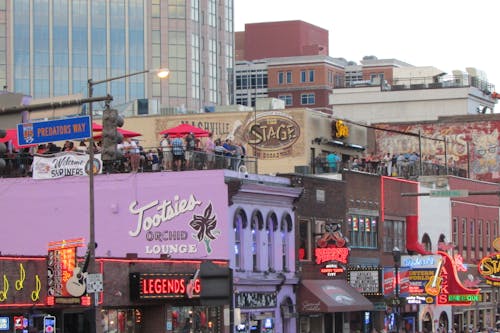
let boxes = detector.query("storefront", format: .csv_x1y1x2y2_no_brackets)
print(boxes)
297,279,374,333
0,255,229,333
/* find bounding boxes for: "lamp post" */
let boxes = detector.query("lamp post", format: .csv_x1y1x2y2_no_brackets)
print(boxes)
392,247,401,333
86,68,169,333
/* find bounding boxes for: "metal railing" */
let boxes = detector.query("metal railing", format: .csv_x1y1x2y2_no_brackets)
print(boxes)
309,159,467,180
0,149,258,178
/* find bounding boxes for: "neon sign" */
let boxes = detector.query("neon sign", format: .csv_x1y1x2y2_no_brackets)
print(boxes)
478,253,500,286
315,248,349,265
130,273,200,300
436,251,480,306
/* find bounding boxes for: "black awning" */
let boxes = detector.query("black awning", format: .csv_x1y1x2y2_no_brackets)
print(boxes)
298,279,374,313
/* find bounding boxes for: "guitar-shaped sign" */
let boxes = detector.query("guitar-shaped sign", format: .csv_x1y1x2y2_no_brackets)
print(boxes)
425,258,443,296
66,246,91,297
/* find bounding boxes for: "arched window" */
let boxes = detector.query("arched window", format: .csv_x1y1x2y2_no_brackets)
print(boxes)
233,208,247,270
251,210,263,272
281,213,293,272
421,233,432,252
266,212,278,272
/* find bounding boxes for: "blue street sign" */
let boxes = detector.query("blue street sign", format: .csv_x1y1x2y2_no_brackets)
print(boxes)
17,116,91,146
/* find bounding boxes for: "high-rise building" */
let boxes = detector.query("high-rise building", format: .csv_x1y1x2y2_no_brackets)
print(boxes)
0,0,234,114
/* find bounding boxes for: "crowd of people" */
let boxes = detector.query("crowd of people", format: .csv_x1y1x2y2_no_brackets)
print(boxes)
0,131,251,177
158,132,247,172
314,151,463,179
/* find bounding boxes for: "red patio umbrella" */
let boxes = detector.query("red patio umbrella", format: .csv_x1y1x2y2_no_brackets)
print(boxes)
92,122,103,131
93,128,142,140
160,123,210,138
0,128,37,150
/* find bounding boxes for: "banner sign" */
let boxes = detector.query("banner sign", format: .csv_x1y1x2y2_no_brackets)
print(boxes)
32,152,102,179
17,116,91,146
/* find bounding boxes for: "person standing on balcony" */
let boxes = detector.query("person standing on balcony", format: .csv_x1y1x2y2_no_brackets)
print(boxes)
326,151,340,172
184,132,196,169
160,134,172,171
171,136,185,171
203,132,215,169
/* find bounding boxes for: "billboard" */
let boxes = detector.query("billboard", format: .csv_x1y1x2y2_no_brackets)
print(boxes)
0,170,230,260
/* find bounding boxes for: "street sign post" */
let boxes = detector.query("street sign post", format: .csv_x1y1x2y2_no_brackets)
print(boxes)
17,116,91,146
429,189,469,198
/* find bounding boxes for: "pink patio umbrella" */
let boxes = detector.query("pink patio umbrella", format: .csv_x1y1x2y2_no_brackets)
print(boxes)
159,123,210,138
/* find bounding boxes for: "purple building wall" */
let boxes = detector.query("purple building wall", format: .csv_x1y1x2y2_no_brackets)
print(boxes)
0,170,229,260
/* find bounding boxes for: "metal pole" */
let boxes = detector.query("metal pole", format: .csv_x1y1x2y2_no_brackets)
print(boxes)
467,141,470,179
444,137,448,175
87,79,97,333
395,263,400,333
418,130,423,176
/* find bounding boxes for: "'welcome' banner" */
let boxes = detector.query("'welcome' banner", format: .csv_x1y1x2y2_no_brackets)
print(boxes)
32,152,102,179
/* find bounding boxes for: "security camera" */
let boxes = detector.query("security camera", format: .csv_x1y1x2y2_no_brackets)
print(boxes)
244,171,249,178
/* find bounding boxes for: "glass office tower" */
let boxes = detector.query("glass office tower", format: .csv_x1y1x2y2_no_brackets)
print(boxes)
0,0,234,113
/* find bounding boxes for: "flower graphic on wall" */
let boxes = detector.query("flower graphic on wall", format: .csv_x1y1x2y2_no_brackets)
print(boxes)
189,203,220,254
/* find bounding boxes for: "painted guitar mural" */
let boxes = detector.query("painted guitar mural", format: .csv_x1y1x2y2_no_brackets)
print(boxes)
65,246,91,297
425,258,443,296
317,223,347,248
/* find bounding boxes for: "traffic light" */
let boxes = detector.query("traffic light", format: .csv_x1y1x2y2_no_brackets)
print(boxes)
0,129,7,170
101,107,124,161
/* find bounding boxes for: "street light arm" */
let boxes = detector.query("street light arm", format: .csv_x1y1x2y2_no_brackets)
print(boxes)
89,69,150,87
88,68,169,87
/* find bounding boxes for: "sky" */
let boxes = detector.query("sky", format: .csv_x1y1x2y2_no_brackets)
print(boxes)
234,0,500,92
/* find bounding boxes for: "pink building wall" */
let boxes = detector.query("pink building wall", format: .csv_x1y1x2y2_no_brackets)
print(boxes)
0,170,229,260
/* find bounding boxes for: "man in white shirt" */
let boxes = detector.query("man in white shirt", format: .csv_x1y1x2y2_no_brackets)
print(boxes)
160,134,172,171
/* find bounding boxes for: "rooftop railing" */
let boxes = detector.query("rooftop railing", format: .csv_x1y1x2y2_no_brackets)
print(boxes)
0,149,258,179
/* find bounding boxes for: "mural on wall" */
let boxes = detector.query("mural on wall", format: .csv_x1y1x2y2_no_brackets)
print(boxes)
374,120,500,183
156,111,303,160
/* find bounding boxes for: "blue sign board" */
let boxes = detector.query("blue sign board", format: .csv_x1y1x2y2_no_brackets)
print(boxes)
17,116,91,146
0,317,9,331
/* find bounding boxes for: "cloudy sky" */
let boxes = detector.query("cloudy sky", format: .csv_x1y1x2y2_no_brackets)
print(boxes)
234,0,500,93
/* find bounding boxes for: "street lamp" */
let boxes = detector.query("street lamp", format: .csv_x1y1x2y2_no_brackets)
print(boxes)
86,68,169,333
392,246,401,333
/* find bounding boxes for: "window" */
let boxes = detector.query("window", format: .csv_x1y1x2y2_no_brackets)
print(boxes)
381,219,404,252
421,233,432,253
349,215,378,249
486,221,491,252
461,218,467,258
251,211,263,272
452,217,458,246
266,213,277,271
478,219,483,257
278,72,284,85
233,209,247,270
286,71,292,83
298,220,312,261
300,70,314,82
278,95,292,106
470,219,475,259
300,70,306,83
301,93,315,105
316,189,325,202
281,214,292,272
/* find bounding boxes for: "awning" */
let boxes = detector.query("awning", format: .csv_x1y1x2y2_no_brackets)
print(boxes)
298,279,374,313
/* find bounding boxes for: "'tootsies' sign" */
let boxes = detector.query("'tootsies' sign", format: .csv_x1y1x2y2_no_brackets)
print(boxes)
244,111,300,159
128,194,221,258
478,253,500,286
